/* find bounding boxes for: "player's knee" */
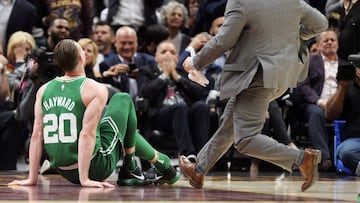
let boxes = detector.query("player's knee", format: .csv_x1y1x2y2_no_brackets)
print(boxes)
110,92,132,106
113,92,132,101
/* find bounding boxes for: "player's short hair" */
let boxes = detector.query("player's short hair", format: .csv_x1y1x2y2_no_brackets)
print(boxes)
53,39,80,72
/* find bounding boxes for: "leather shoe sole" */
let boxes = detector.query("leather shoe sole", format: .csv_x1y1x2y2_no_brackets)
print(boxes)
179,155,204,188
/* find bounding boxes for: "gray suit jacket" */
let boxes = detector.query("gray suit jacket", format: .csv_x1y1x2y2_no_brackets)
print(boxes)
192,0,328,100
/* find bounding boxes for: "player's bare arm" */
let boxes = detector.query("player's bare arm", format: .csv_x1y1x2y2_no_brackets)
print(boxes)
78,80,112,188
8,85,47,186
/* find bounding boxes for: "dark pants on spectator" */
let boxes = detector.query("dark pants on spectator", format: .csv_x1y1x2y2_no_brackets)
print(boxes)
0,110,22,170
304,104,330,161
151,101,210,156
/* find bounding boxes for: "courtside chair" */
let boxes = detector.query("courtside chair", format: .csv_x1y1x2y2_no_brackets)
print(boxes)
333,120,355,175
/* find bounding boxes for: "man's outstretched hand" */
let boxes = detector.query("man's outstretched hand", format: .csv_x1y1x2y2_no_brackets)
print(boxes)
183,57,209,87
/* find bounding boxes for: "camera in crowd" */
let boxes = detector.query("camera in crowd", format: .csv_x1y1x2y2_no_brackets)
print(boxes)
336,53,360,81
348,53,360,68
26,48,63,83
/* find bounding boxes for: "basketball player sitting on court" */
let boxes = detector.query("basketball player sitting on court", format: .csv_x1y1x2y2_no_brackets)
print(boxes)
8,39,179,188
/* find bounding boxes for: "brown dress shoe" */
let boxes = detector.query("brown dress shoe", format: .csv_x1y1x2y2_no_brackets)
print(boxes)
299,149,322,191
179,155,204,188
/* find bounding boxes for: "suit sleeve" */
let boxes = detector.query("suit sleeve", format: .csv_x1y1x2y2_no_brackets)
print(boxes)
299,1,328,41
194,0,247,69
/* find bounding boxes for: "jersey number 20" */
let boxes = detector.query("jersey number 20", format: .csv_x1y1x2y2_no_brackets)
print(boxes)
43,113,77,144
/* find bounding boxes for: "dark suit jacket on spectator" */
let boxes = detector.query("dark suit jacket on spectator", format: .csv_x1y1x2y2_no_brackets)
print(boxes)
137,64,204,118
337,1,360,61
4,0,36,53
99,53,157,93
297,54,348,107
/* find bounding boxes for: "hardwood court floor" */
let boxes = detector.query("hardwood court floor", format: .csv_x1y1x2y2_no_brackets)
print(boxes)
0,170,359,203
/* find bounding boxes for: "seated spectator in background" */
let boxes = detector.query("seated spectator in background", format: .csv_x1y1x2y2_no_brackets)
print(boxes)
105,0,164,44
92,21,116,78
78,38,102,80
138,24,169,56
177,16,225,139
326,54,360,176
137,41,210,162
208,16,224,36
100,26,156,99
92,0,107,23
336,0,360,62
0,53,10,103
5,31,36,104
0,49,22,170
177,16,225,100
182,0,200,37
0,46,8,67
6,31,35,69
296,30,348,172
34,0,93,41
38,17,70,52
78,37,120,103
177,32,220,100
325,0,342,14
159,1,191,54
192,0,226,35
326,12,341,32
92,21,116,60
0,0,36,54
304,0,327,14
307,36,320,56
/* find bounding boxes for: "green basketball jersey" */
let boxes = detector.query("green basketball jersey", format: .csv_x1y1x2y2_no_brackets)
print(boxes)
42,76,100,167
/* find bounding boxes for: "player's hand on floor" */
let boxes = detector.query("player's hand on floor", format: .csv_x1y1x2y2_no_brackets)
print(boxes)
81,179,115,188
8,179,37,186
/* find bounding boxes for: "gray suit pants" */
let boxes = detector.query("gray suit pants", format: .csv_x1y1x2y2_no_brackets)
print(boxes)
197,70,302,174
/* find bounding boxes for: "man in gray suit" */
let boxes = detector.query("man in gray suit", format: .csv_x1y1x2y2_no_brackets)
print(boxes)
179,0,328,192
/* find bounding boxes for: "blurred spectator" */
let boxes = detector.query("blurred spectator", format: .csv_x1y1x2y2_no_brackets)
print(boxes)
177,32,213,100
0,52,9,101
78,38,102,80
192,0,226,35
209,16,224,36
177,16,225,99
6,31,36,100
296,30,348,172
177,17,225,140
304,0,327,14
35,0,93,41
0,0,36,54
92,0,107,23
325,0,342,14
326,54,360,176
159,1,191,54
106,0,165,44
327,0,360,62
38,17,70,52
92,21,116,60
182,0,200,37
137,40,210,162
138,24,169,56
100,26,156,99
92,21,116,81
307,36,320,56
0,61,22,170
0,46,7,66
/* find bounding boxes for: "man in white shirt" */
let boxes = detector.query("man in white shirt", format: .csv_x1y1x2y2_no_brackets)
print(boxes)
297,30,348,172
